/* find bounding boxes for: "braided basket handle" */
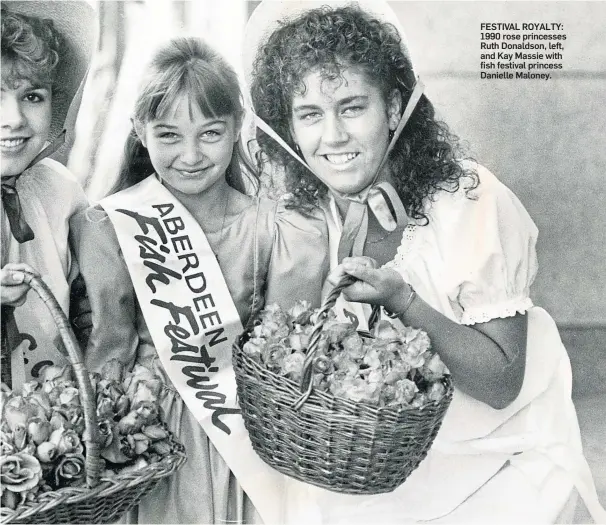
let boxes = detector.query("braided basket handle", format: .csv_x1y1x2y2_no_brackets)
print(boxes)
293,274,380,410
16,271,101,488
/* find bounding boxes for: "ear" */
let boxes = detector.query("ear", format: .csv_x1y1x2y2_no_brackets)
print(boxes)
387,89,403,131
132,118,147,148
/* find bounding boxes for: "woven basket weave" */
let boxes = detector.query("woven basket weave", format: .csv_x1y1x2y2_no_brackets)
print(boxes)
0,271,186,524
233,276,454,495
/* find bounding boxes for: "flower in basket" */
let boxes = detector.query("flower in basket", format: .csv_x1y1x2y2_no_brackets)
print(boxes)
53,452,86,488
243,301,451,409
27,418,51,445
3,396,39,432
38,364,74,385
101,359,125,384
48,427,84,455
36,442,57,463
0,452,43,508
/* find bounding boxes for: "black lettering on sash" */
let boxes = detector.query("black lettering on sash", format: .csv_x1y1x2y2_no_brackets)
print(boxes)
152,203,174,217
186,272,207,293
144,262,182,293
151,299,200,335
178,252,199,273
135,234,168,262
164,323,199,354
194,390,241,435
206,327,228,347
164,216,185,235
117,208,167,244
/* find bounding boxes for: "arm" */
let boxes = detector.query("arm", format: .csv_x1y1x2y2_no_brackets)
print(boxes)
70,207,139,373
265,202,330,310
330,260,526,409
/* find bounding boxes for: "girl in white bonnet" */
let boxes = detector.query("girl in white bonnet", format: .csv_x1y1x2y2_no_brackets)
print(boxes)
1,1,95,387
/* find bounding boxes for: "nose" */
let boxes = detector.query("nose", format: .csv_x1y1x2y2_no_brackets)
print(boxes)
179,137,205,166
322,114,348,145
1,96,26,130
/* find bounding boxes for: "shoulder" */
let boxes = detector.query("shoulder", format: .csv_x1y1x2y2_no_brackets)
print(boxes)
70,203,117,252
21,158,88,217
274,196,328,237
423,162,534,229
26,158,82,189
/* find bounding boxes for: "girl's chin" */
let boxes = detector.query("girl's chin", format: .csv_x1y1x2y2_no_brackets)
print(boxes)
325,180,374,196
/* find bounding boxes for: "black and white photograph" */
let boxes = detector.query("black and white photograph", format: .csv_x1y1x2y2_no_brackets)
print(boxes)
1,1,604,524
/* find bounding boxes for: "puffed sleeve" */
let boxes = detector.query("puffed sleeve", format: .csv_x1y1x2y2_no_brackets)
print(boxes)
70,206,139,373
265,199,330,310
432,164,539,325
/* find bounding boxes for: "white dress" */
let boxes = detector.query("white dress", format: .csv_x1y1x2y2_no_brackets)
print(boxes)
315,163,605,523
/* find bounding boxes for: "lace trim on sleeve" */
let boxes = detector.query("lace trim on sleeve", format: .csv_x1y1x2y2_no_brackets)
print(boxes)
460,297,534,325
384,223,418,270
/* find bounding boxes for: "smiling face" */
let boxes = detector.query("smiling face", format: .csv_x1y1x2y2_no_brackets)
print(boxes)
290,66,401,196
1,66,52,177
136,93,240,197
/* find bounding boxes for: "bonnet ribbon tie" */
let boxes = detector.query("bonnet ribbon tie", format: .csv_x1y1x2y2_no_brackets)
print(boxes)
336,79,424,261
251,80,424,262
1,130,66,244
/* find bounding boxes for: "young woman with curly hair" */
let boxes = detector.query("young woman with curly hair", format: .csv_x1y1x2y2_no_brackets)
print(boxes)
243,2,605,523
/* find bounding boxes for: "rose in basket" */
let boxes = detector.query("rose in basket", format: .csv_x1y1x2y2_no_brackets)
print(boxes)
242,301,450,408
0,360,174,511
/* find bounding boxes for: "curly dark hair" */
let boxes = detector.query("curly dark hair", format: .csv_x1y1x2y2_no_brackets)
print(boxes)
1,6,62,89
250,5,478,222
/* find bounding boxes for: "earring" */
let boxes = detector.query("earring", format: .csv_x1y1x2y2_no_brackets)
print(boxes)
294,144,302,156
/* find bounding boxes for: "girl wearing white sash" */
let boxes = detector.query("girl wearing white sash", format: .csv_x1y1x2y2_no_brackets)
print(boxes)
71,37,328,524
245,2,605,523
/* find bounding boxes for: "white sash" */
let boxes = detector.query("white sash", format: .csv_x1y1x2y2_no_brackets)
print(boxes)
100,177,297,523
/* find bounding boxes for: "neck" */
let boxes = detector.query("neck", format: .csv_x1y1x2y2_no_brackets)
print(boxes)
331,167,395,221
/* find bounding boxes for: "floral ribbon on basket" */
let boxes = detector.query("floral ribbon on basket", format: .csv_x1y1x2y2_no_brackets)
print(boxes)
249,81,424,262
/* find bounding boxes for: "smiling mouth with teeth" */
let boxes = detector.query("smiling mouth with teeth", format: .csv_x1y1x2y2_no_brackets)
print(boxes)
323,152,359,165
1,138,28,149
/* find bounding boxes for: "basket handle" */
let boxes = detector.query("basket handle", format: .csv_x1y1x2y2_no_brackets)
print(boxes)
293,274,380,410
18,271,101,488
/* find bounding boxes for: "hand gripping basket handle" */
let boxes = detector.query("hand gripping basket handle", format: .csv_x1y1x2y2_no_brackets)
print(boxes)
293,274,380,410
17,271,101,488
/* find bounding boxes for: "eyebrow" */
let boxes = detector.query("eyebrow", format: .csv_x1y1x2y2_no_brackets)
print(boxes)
152,118,227,130
292,95,368,113
0,81,51,92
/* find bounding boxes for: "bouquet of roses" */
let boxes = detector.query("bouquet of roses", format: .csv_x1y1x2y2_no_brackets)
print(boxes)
0,360,173,511
242,301,450,408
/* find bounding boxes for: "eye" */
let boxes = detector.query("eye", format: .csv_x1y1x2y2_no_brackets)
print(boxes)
157,132,179,142
24,92,46,103
297,111,322,124
342,105,365,116
201,129,224,142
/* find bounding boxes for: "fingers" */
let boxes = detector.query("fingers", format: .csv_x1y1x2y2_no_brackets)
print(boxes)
326,264,348,288
342,260,382,287
1,263,38,286
342,256,377,269
1,284,30,307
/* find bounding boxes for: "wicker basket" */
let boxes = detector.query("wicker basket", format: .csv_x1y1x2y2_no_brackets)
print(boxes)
233,276,454,495
0,272,186,524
